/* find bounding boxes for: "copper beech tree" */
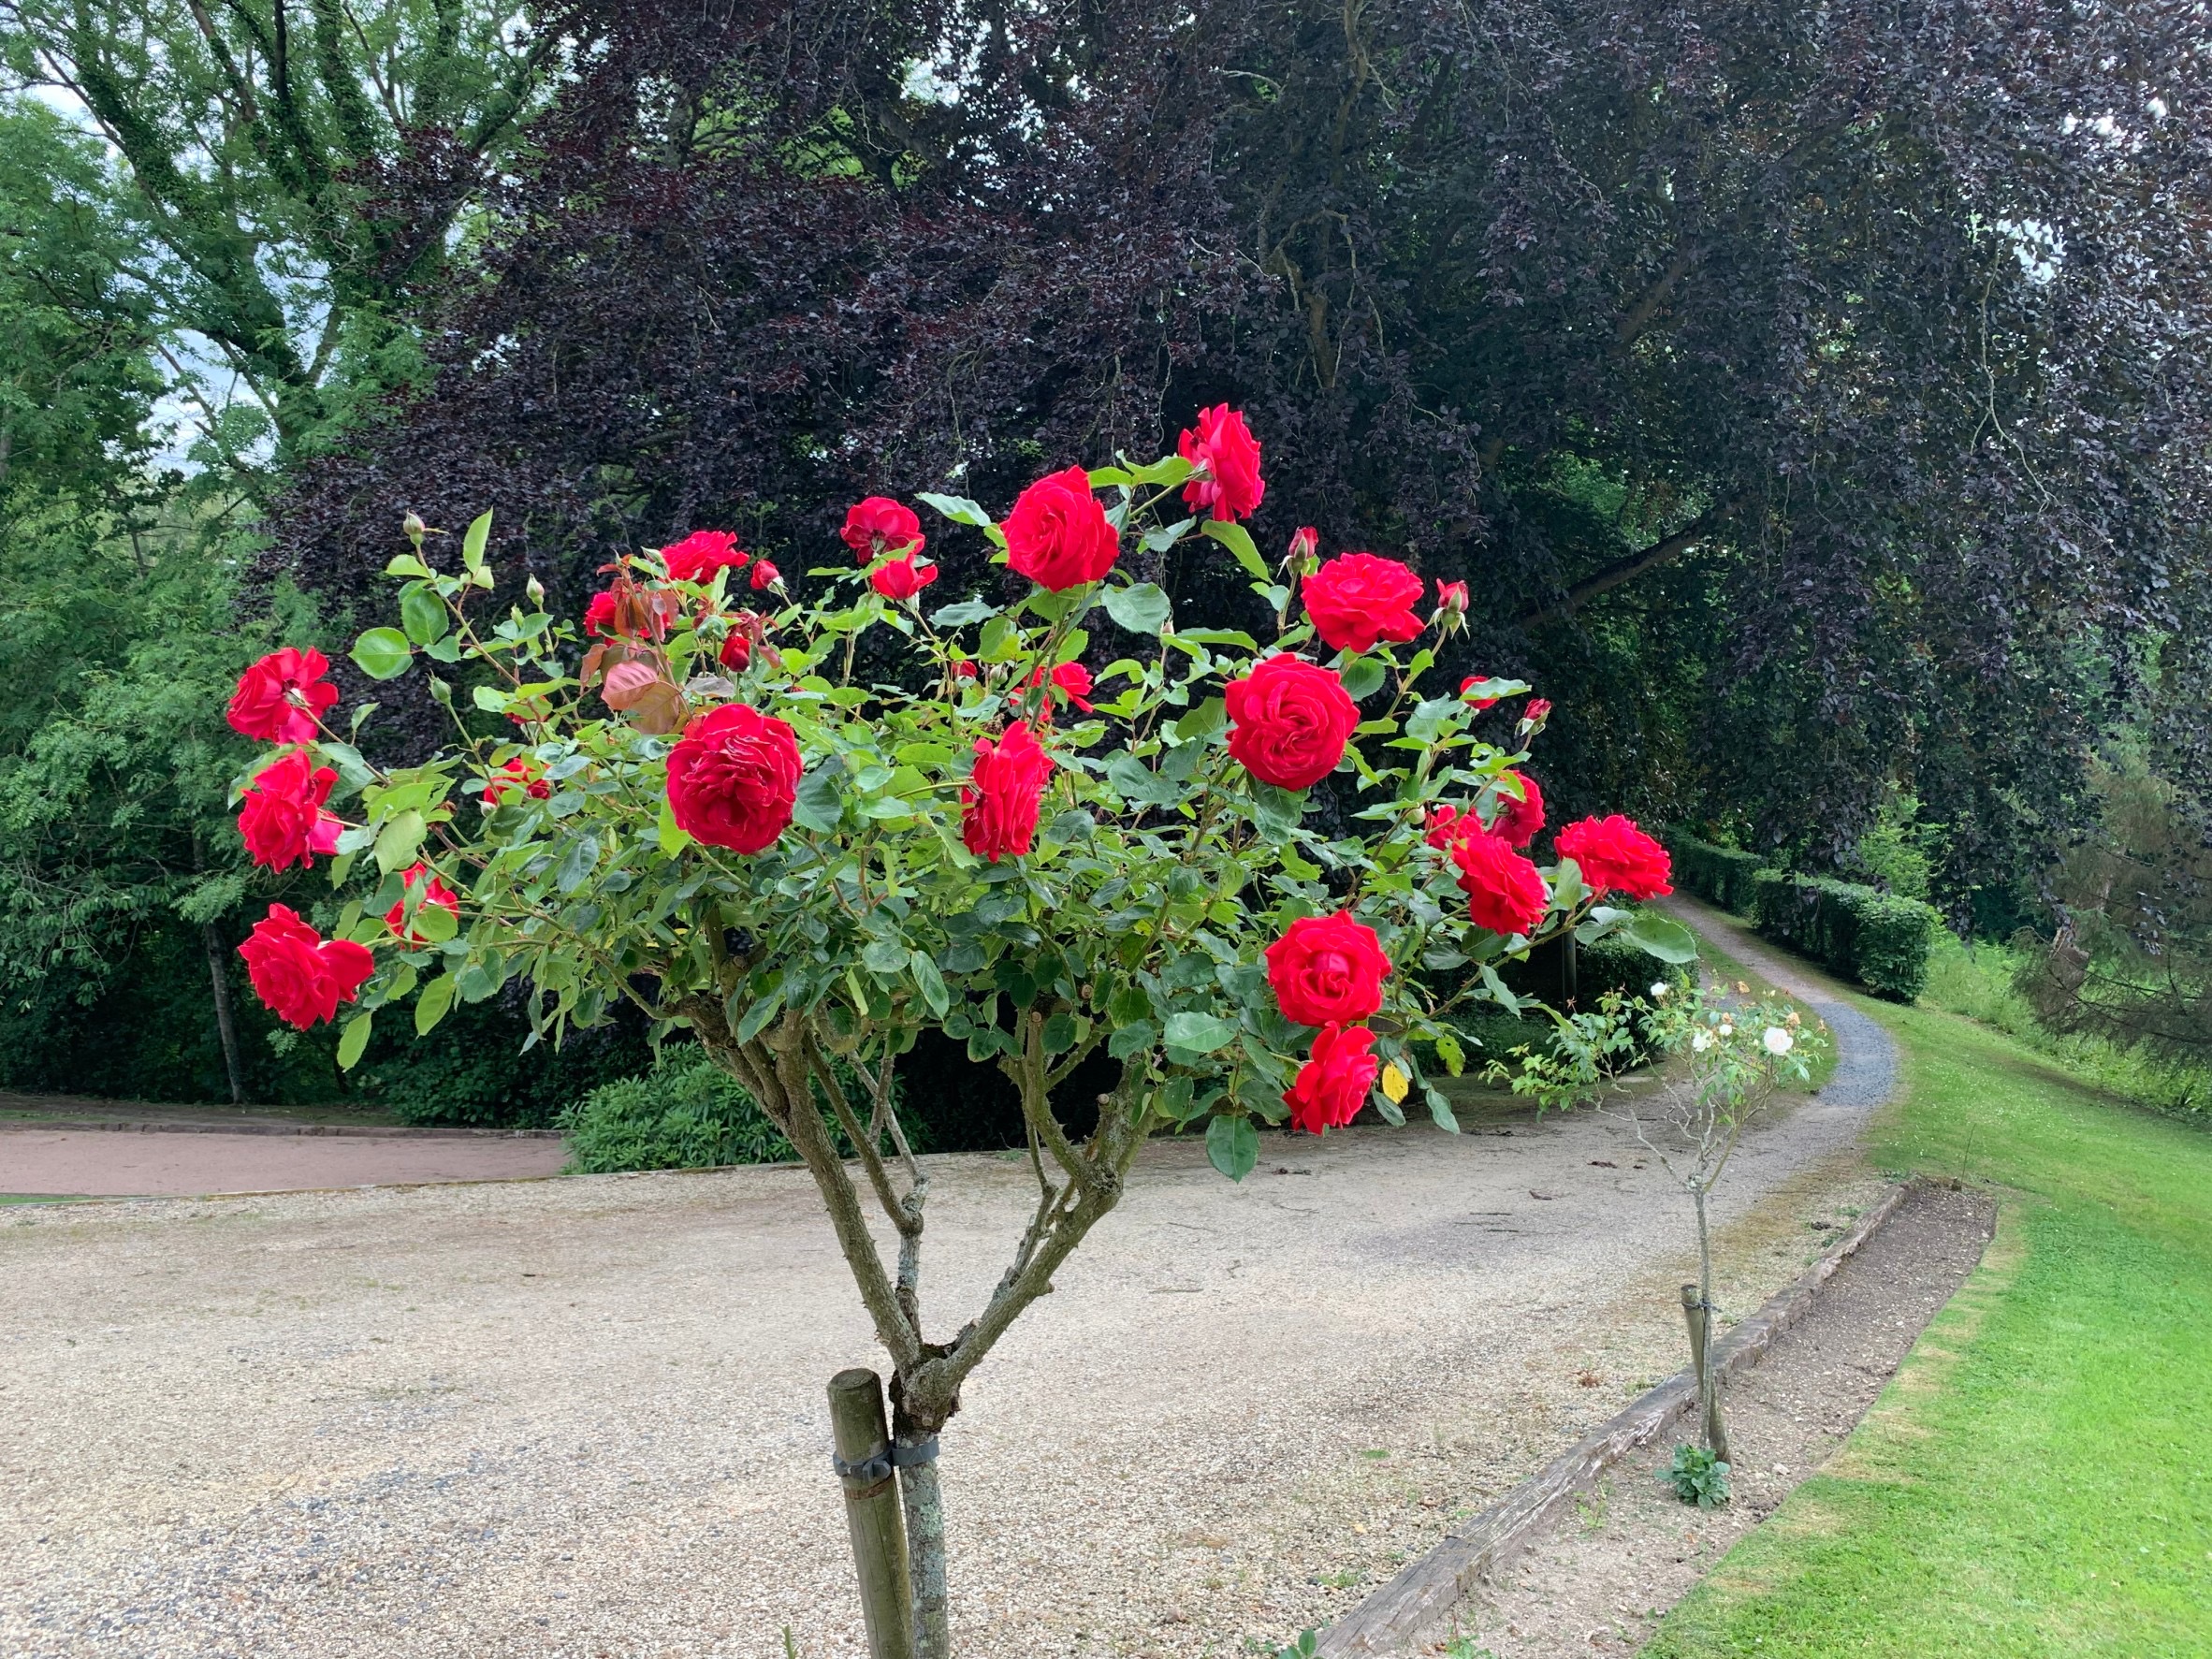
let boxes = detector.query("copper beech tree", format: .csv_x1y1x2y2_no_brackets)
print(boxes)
223,409,1689,1651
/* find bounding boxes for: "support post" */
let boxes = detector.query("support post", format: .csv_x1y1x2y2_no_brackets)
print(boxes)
828,1369,917,1659
1680,1282,1729,1461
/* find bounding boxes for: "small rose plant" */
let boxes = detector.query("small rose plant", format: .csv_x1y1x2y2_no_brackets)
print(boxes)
220,411,1688,1645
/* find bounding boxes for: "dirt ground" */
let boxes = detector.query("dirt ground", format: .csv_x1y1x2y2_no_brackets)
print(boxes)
1427,1181,1999,1657
0,1126,567,1197
1,1089,1885,1659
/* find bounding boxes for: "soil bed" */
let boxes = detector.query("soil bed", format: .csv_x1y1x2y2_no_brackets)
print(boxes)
1430,1180,1998,1657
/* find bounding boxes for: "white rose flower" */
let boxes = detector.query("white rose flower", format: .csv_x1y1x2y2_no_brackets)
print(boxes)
1650,982,1670,998
1691,1030,1712,1053
1717,1022,1734,1039
1763,1026,1794,1056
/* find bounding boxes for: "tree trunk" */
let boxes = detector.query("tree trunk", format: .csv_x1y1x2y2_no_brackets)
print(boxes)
202,923,246,1105
1690,1186,1729,1462
895,1420,951,1659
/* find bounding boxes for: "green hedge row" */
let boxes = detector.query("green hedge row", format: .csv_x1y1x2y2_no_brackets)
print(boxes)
1751,870,1941,1001
1664,831,1771,916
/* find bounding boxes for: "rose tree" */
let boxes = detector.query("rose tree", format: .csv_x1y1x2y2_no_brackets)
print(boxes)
223,413,1688,1652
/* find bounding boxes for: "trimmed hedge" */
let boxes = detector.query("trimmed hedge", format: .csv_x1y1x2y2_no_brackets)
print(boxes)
1664,830,1772,917
1751,870,1941,1001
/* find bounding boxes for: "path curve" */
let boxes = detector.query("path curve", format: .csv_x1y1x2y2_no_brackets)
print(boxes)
2,916,1899,1659
1656,892,1901,1116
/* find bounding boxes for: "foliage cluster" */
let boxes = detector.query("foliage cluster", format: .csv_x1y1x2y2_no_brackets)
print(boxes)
1661,834,1770,919
1751,873,1941,1003
1661,1443,1732,1510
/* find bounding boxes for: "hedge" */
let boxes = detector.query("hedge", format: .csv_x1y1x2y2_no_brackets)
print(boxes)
1751,870,1941,1001
1664,830,1772,917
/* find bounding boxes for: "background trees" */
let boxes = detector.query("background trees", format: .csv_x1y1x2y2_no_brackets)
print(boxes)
4,0,2208,1111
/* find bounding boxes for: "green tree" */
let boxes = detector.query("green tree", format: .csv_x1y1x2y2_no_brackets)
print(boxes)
1,1,578,464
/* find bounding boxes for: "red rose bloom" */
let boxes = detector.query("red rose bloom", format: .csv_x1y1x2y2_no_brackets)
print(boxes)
1265,912,1391,1028
227,648,339,744
1424,803,1477,850
1178,404,1265,522
1225,655,1360,791
749,560,781,591
1302,554,1426,655
1004,466,1119,590
238,904,375,1030
1288,526,1319,566
1451,830,1550,937
665,704,803,853
962,720,1055,863
869,556,939,602
1555,815,1673,899
719,632,751,671
661,530,748,583
583,590,619,637
1437,579,1470,615
384,863,460,943
237,749,343,871
1284,1023,1379,1134
952,660,979,680
1522,697,1553,728
842,497,924,563
484,756,552,806
1488,772,1546,850
1461,675,1501,711
1022,661,1095,719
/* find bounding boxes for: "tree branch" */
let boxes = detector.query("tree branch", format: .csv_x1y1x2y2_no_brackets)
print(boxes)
1519,498,1745,629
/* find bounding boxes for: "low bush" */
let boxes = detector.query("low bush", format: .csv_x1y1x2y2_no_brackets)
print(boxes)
562,1043,930,1173
1663,831,1772,917
1752,871,1940,1001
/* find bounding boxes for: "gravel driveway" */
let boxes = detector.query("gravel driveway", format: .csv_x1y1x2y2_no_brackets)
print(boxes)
3,939,1891,1659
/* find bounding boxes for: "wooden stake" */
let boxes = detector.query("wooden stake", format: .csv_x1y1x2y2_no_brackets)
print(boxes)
1680,1283,1730,1461
828,1369,918,1659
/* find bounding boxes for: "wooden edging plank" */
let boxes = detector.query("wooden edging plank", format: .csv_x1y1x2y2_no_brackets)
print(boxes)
1316,1181,1914,1656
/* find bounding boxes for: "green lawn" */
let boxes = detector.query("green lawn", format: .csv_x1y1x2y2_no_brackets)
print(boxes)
1644,998,2212,1657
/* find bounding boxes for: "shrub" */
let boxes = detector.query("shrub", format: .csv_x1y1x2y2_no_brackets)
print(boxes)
1754,871,1940,1000
563,1045,926,1172
1664,831,1772,917
1661,1443,1732,1508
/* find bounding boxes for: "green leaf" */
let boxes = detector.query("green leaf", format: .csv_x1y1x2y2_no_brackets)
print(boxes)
336,1011,373,1070
1101,582,1172,634
1435,1031,1465,1076
385,553,434,578
657,796,693,856
1623,911,1700,964
1106,751,1179,807
1404,697,1460,743
372,809,426,875
930,597,997,629
400,584,449,647
1041,1011,1078,1055
351,626,415,680
917,491,994,528
414,974,457,1036
1339,656,1388,701
1108,981,1153,1024
910,951,951,1017
733,989,784,1043
1141,517,1196,553
471,683,510,714
1206,1113,1260,1182
1201,518,1269,580
1126,454,1196,488
1108,1019,1158,1059
1478,963,1523,1016
1173,696,1227,743
792,758,846,834
456,953,505,1003
553,832,601,894
1163,1011,1237,1053
1427,1086,1461,1133
461,509,492,571
864,939,910,974
1550,856,1587,912
409,900,458,944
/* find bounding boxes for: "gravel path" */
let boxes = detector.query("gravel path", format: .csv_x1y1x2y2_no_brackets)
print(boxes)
2,915,1895,1659
0,1128,567,1197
